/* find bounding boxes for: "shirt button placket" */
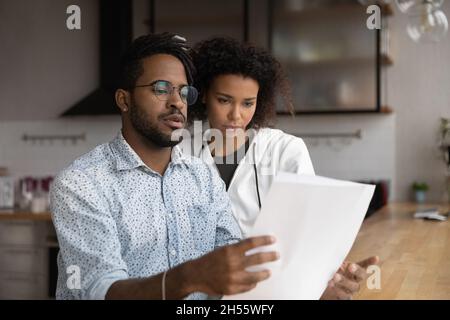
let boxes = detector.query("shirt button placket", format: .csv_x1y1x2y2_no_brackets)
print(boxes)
163,173,178,266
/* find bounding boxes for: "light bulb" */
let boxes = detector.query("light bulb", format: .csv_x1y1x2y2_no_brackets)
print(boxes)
396,0,421,12
396,0,444,13
406,3,448,42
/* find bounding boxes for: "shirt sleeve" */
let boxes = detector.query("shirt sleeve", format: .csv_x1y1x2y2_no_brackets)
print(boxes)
278,135,315,176
206,165,243,248
50,169,129,300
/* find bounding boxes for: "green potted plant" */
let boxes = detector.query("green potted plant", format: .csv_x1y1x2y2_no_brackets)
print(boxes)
412,182,429,204
439,118,450,202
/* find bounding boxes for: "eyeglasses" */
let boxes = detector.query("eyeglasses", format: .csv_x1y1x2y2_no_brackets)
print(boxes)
133,80,198,106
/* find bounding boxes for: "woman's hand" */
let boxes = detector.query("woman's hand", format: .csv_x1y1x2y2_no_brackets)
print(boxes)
321,256,380,300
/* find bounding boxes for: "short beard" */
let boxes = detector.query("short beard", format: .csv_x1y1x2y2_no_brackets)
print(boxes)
129,102,182,148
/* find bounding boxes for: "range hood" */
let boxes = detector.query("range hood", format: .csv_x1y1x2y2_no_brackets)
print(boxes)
61,0,132,116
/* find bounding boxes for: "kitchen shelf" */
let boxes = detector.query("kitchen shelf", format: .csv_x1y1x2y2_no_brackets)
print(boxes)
282,54,393,69
275,2,394,21
381,54,393,66
0,211,52,221
277,105,393,116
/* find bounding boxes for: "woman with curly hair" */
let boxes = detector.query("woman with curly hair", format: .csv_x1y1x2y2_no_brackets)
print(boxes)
186,37,379,300
188,37,314,233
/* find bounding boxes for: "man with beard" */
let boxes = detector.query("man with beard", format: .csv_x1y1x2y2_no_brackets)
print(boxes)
50,33,278,300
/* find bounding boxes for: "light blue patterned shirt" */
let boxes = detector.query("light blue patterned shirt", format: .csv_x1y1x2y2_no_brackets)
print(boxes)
50,132,242,300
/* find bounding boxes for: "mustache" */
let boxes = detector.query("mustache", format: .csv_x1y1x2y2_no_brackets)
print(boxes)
159,109,186,123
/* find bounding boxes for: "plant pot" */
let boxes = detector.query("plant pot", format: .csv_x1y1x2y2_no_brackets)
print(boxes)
447,175,450,203
415,190,426,204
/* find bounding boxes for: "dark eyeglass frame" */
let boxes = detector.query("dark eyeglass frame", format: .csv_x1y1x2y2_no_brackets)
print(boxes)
132,80,198,106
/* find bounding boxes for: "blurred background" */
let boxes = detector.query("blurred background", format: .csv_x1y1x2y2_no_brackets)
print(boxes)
0,0,449,299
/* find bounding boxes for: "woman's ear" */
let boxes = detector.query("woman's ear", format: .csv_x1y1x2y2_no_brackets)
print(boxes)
115,89,130,113
201,93,206,104
201,94,208,117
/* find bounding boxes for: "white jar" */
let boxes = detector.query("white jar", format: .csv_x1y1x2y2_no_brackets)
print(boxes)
0,176,15,209
30,195,48,214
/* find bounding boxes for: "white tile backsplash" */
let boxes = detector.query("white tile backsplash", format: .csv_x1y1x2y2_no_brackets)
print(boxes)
0,115,396,199
277,114,396,199
0,117,120,179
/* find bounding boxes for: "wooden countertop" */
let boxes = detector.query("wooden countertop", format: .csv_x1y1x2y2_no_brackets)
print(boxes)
0,210,52,221
347,203,450,300
1,202,449,299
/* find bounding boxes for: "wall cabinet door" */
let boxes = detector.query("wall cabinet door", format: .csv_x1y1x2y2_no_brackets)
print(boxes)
270,0,384,114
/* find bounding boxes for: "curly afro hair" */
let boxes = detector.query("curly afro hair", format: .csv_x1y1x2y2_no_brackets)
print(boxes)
189,37,293,129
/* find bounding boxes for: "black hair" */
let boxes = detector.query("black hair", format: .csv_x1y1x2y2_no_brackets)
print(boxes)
189,37,293,128
119,32,195,90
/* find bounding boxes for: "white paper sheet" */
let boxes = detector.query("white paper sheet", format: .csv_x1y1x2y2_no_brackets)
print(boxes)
224,172,375,300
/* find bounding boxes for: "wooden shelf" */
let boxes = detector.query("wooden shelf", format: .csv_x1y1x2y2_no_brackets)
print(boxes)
0,211,52,221
380,105,393,113
275,2,394,21
281,54,393,69
381,54,394,66
381,3,394,16
277,107,394,116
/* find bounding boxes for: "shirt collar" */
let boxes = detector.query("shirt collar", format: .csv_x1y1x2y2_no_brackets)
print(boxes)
109,131,188,172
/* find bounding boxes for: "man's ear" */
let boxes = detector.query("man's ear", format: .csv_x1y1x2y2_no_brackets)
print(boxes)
115,89,130,112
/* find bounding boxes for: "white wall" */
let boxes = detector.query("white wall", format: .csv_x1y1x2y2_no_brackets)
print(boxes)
0,114,396,197
276,114,396,200
387,3,450,202
0,0,99,120
0,117,120,179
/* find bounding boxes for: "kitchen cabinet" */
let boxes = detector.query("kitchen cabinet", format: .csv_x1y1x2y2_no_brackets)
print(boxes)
270,0,393,114
148,0,393,114
0,220,55,299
